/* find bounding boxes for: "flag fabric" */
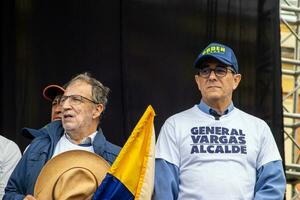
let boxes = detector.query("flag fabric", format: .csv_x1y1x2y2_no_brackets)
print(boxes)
93,105,156,200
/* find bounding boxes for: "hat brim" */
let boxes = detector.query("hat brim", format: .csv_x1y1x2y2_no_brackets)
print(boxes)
194,54,233,69
34,150,110,199
43,85,65,102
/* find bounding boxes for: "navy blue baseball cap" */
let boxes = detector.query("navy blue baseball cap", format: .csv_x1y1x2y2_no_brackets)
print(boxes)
194,42,239,73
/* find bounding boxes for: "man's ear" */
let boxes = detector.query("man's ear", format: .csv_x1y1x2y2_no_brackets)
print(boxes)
195,74,201,90
233,74,242,90
93,104,104,119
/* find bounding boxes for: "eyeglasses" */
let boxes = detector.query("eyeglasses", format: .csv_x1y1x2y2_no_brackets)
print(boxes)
198,65,235,78
59,95,98,105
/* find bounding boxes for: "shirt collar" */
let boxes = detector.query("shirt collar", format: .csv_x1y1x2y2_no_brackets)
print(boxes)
64,131,97,146
197,100,234,116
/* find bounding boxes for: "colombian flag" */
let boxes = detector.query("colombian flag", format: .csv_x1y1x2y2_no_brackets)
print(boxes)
92,105,156,200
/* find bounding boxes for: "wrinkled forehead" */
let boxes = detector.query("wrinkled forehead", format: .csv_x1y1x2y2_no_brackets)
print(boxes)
64,80,92,97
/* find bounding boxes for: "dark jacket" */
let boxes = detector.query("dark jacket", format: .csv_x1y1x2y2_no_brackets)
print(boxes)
3,120,121,200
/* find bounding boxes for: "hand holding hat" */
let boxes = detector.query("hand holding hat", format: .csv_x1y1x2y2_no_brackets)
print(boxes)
34,150,110,200
24,195,36,200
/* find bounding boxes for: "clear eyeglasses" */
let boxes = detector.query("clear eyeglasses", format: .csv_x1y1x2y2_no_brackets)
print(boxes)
59,95,97,105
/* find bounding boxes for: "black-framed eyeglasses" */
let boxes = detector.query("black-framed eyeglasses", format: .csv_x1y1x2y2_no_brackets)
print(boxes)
198,65,235,78
59,95,98,105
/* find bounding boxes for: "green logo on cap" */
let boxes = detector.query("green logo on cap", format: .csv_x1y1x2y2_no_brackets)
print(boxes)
202,45,226,55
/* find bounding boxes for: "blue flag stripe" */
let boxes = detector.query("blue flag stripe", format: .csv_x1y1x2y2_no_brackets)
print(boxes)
92,173,134,200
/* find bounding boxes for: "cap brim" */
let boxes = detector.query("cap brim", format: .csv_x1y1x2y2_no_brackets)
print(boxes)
194,54,232,69
43,85,65,102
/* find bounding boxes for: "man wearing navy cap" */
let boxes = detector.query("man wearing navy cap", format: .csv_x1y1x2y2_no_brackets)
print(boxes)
153,42,286,199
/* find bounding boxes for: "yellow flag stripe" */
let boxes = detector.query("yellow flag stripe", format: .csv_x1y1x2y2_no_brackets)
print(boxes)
109,105,155,196
136,126,155,200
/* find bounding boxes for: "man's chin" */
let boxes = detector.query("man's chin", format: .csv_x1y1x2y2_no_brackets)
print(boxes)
206,94,222,101
62,124,76,132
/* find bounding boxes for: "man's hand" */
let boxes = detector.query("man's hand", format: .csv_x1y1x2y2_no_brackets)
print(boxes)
24,195,36,200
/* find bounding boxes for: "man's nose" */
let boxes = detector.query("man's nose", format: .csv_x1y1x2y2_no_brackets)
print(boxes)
208,69,217,79
61,103,72,114
61,97,71,109
55,107,62,114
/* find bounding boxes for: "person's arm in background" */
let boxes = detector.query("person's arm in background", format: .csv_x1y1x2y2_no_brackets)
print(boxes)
3,157,27,200
254,160,286,200
0,137,22,199
3,141,36,200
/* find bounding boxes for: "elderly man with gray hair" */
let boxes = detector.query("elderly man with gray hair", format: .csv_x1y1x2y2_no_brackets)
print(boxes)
4,72,121,200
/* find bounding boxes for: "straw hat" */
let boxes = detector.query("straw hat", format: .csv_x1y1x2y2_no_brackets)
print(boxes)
34,150,110,200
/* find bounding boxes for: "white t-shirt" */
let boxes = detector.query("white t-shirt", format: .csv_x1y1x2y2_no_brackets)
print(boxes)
52,132,96,158
156,105,282,200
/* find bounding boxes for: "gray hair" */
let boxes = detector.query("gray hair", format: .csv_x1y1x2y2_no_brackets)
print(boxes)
66,72,110,110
